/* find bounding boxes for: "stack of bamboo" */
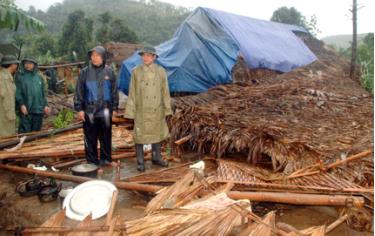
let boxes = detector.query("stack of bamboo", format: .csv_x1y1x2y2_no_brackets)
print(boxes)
0,125,134,162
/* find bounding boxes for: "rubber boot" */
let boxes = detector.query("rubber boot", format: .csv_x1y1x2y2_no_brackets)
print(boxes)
151,143,168,167
136,144,145,172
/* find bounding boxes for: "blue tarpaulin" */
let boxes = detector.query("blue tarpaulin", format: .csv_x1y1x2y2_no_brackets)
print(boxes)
119,7,316,94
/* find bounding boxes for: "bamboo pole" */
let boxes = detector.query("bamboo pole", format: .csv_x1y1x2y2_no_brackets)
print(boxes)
105,216,118,236
39,61,85,69
276,222,304,236
0,164,161,193
216,180,373,194
174,135,192,145
285,150,373,180
0,123,82,151
112,152,136,160
15,225,128,234
53,159,86,169
325,214,349,233
326,150,372,170
106,191,118,226
227,191,364,207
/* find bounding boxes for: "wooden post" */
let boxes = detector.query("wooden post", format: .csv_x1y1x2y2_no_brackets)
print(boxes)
350,0,358,78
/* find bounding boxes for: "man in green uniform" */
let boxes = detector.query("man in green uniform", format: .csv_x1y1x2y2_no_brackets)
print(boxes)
125,46,172,172
15,57,50,133
0,55,19,137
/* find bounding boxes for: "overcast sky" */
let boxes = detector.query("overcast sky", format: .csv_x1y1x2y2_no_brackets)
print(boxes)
15,0,373,38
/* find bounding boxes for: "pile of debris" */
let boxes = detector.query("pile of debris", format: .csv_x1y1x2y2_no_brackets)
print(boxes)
21,168,362,235
170,36,373,182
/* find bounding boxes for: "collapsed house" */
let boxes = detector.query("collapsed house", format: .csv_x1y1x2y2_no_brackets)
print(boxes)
169,35,373,181
118,7,316,94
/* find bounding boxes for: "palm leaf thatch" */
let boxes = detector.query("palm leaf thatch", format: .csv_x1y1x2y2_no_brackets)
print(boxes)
126,193,251,236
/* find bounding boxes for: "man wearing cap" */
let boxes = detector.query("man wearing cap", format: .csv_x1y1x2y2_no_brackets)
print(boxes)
125,46,172,172
0,55,20,137
74,46,119,167
15,57,50,133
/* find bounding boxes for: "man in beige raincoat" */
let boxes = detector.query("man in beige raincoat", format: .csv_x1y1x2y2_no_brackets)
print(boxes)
0,55,20,137
125,46,172,172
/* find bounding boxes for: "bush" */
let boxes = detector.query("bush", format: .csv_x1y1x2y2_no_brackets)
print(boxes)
53,108,74,129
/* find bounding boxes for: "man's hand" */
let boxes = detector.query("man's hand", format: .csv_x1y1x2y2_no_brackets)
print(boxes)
78,111,85,121
44,106,50,115
112,110,118,117
20,105,28,115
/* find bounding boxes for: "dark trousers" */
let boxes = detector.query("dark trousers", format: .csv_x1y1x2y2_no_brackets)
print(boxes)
83,116,112,165
18,113,43,133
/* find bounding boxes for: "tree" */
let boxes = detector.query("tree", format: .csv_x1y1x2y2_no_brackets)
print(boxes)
59,10,93,60
271,7,304,26
95,12,138,44
0,0,44,31
270,7,320,36
96,12,112,44
110,19,138,43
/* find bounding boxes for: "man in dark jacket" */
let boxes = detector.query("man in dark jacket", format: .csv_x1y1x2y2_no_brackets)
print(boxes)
74,46,119,166
15,57,50,133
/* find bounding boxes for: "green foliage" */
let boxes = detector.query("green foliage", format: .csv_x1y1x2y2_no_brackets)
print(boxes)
357,33,374,93
270,6,320,36
335,33,374,93
0,0,44,31
58,10,93,60
53,108,74,129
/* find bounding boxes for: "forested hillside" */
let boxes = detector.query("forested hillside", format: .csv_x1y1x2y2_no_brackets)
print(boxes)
27,0,190,45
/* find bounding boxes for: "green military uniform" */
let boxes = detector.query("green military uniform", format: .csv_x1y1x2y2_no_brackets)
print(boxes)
125,63,172,144
0,67,17,137
15,57,48,133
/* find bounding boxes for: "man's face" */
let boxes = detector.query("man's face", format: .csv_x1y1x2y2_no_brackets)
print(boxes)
24,62,34,71
9,64,18,74
142,53,156,66
91,51,103,66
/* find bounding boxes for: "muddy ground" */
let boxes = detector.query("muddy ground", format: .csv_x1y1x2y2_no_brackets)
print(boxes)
0,157,372,236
